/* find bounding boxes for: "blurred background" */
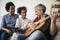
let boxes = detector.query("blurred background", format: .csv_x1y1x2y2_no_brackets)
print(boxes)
0,0,56,20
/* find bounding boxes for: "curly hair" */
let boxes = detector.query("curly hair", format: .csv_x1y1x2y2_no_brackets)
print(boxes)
17,6,27,14
5,2,15,12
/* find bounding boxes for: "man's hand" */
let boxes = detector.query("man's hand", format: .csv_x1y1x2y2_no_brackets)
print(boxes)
28,22,36,30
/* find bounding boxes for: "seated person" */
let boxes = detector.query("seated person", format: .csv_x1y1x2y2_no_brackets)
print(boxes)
11,6,30,40
50,3,60,40
0,2,18,40
17,4,51,40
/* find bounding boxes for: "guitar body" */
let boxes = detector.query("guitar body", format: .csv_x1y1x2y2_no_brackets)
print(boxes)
24,18,45,37
25,22,45,37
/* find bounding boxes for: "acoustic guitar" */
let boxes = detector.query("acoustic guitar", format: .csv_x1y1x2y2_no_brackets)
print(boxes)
24,16,50,37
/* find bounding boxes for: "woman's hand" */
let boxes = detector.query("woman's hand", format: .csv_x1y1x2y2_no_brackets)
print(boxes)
50,8,58,36
6,29,12,35
2,27,12,35
28,22,36,30
50,9,58,22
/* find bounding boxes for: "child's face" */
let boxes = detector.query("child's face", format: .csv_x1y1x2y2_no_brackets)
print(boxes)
8,6,15,15
20,10,26,19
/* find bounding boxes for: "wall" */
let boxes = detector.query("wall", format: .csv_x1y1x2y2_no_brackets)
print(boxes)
0,0,56,27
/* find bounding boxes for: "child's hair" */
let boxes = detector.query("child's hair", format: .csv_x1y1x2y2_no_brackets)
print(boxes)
17,6,27,14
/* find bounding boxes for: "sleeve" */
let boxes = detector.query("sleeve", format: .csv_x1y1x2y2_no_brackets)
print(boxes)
15,18,21,28
1,16,6,27
40,18,51,32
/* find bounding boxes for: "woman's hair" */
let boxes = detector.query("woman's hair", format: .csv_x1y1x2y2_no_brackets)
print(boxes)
17,6,27,14
5,2,15,12
35,4,46,13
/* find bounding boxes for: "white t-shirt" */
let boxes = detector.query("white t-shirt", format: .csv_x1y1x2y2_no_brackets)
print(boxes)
11,17,30,40
15,17,30,30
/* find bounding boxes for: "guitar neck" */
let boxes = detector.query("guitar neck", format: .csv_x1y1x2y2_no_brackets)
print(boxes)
34,16,50,26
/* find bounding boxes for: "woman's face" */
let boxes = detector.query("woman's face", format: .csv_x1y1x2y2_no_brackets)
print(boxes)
35,8,43,16
8,6,15,15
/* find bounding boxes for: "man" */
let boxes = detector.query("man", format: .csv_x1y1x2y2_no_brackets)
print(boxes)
0,2,18,40
11,6,30,40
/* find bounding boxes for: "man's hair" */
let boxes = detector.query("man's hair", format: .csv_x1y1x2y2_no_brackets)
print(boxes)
35,4,46,13
5,2,15,12
17,6,27,14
